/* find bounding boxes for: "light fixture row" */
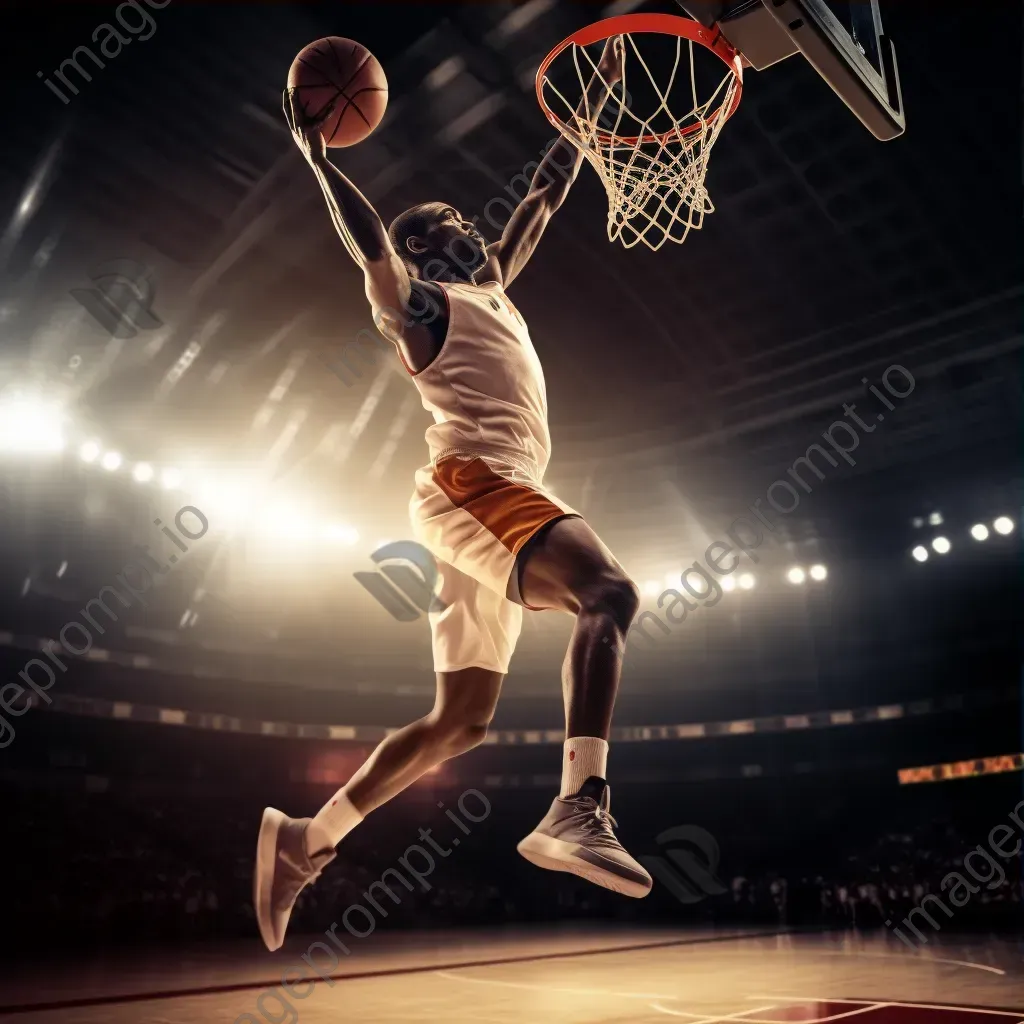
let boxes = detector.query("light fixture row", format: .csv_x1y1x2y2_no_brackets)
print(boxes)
911,517,1015,561
643,565,829,598
79,439,183,490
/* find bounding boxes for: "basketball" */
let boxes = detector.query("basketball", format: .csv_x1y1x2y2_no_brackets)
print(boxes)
286,37,388,148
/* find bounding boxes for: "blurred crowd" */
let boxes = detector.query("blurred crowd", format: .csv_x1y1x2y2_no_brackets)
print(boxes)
725,818,1022,933
3,782,1019,949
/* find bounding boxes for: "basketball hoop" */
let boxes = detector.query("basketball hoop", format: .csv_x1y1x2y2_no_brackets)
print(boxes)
536,14,743,251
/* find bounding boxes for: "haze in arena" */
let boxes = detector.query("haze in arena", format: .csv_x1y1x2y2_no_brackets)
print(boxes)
0,2,1020,1022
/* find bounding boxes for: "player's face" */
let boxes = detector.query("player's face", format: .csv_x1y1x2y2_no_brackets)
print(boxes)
426,206,487,274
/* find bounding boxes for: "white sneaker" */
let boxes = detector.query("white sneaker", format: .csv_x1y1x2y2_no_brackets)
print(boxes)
517,777,652,898
253,807,336,952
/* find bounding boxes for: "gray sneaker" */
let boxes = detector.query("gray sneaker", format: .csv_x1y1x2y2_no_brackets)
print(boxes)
254,808,336,952
516,777,652,898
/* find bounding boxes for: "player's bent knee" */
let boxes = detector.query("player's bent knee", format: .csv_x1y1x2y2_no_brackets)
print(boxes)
457,721,490,752
579,572,640,630
431,714,491,754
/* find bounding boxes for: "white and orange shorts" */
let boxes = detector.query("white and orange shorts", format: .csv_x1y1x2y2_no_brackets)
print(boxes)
409,451,577,675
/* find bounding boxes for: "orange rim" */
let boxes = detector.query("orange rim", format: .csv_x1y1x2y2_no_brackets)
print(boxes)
535,13,743,146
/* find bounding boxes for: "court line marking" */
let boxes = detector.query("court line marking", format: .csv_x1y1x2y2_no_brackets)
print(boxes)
788,948,1007,976
435,968,676,1000
649,1001,777,1020
749,996,1024,1016
655,1005,882,1024
0,928,793,1016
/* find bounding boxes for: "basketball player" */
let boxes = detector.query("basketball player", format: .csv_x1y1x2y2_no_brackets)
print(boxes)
255,37,652,954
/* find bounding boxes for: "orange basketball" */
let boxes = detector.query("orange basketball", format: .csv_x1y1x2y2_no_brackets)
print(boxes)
286,37,388,148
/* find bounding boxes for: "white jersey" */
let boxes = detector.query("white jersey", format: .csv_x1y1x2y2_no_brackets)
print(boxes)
407,279,551,481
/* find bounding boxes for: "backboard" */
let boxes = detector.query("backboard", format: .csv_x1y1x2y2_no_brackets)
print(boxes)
675,0,905,140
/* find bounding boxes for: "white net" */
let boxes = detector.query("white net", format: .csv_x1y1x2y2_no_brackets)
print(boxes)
539,30,742,250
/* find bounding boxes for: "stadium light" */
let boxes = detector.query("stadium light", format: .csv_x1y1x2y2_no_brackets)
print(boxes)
257,502,314,544
322,522,359,545
0,392,65,453
738,573,755,590
100,450,122,471
809,564,828,581
911,545,928,562
132,462,154,483
160,467,183,490
786,567,806,585
79,440,101,463
928,511,943,526
642,580,660,597
664,571,678,589
932,536,951,554
721,576,736,592
970,523,989,542
994,516,1015,536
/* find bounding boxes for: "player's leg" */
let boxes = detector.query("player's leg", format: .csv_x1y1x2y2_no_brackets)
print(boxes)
313,667,502,830
510,515,652,897
254,667,502,952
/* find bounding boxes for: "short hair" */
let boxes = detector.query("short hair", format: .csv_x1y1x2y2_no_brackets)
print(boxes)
388,202,448,273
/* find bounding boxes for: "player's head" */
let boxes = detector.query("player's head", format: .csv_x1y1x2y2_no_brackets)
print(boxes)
388,202,487,282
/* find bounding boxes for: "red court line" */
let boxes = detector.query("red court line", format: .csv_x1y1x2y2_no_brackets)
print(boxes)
755,1000,1023,1023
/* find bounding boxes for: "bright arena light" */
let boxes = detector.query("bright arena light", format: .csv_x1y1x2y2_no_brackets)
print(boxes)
786,567,806,585
970,523,990,542
642,580,660,597
132,462,154,483
160,467,183,490
0,392,65,453
664,571,679,589
100,450,122,471
322,522,359,545
809,564,828,581
932,536,951,555
721,576,736,592
928,511,943,526
994,516,1015,536
255,502,315,544
194,475,258,528
911,545,929,562
79,440,101,463
738,573,755,590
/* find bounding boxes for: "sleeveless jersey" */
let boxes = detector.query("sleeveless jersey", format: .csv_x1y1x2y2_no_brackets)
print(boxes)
406,279,550,481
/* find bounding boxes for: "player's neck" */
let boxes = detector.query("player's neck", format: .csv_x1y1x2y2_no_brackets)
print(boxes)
426,267,478,285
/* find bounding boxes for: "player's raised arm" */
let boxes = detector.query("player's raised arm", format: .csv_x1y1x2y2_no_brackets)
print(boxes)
282,89,412,319
485,36,625,288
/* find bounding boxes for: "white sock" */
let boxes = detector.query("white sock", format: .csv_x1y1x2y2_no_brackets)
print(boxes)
304,789,364,856
560,736,609,797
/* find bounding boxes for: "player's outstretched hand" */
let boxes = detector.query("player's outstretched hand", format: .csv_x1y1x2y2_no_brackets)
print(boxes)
282,87,332,166
597,34,625,85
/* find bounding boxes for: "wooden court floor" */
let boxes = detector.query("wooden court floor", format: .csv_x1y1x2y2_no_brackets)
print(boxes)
0,927,1020,1023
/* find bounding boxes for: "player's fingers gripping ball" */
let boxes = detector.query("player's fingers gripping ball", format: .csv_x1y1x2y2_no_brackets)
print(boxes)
286,36,388,148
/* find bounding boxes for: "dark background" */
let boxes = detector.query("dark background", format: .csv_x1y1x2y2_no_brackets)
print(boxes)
0,0,1019,952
